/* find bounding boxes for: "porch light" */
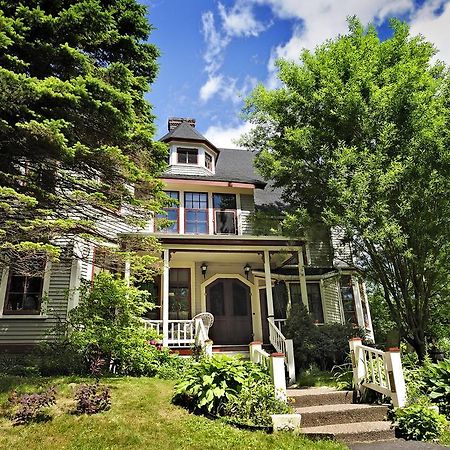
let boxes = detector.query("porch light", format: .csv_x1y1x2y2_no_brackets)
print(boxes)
201,263,208,278
244,263,252,279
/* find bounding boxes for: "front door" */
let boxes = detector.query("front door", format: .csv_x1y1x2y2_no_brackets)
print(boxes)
206,278,252,345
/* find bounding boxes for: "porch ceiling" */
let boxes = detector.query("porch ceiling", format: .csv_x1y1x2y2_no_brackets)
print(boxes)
170,250,264,265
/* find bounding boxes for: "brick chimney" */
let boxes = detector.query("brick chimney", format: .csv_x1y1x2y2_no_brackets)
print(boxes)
168,117,196,131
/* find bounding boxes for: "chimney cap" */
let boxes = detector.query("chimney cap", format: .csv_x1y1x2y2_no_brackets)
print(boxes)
168,117,196,131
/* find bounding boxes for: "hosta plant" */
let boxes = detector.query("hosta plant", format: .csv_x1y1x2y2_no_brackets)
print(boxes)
424,359,450,419
173,356,268,415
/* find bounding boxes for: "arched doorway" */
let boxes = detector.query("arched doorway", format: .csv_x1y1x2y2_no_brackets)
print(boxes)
206,278,252,345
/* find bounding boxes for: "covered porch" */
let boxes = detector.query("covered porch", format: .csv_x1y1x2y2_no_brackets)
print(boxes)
141,235,308,347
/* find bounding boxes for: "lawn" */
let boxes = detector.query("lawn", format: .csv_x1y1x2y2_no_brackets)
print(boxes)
0,376,346,450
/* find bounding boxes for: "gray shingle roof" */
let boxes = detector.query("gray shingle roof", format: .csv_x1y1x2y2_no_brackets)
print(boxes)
160,122,219,154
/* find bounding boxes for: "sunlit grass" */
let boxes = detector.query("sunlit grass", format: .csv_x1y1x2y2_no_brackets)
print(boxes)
0,376,347,450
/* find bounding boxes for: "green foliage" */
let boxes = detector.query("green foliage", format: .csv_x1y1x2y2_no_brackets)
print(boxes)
393,401,448,441
0,1,167,271
224,378,292,427
67,272,164,376
173,356,268,415
242,18,450,362
284,303,365,371
423,359,450,419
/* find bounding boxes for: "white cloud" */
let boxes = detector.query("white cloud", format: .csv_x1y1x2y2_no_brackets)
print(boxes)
204,121,254,148
200,75,224,102
201,11,230,75
410,0,450,64
218,1,267,37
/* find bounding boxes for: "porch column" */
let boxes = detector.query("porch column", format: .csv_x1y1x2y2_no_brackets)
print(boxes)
352,276,365,330
297,248,309,311
162,249,170,347
360,280,375,341
263,250,274,318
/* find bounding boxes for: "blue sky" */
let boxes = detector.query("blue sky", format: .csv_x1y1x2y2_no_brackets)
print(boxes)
145,0,450,147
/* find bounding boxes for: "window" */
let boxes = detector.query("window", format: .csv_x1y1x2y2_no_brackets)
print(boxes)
4,272,44,315
213,193,237,234
140,276,161,320
289,282,324,324
156,191,179,233
185,192,208,234
169,268,191,320
340,275,357,324
177,148,198,164
205,153,213,170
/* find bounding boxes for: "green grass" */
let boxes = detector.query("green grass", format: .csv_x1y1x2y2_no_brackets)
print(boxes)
0,376,347,450
441,429,450,446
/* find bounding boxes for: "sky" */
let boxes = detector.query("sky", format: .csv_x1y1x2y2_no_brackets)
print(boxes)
144,0,450,148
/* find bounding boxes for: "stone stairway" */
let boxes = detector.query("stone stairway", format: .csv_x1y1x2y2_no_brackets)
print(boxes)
288,387,395,444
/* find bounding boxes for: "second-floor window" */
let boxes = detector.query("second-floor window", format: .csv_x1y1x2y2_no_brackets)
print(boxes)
185,192,208,234
156,191,179,233
177,148,198,164
205,153,213,170
213,193,237,234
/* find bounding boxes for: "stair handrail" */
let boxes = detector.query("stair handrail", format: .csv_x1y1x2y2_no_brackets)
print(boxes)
349,338,406,407
268,318,296,386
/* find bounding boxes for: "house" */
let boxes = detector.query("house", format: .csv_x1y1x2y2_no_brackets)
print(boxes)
0,117,374,364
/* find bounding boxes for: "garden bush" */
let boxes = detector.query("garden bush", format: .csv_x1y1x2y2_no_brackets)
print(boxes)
392,401,448,441
67,273,163,376
74,384,111,415
8,386,56,425
423,359,450,419
173,357,267,415
283,303,365,370
224,377,292,426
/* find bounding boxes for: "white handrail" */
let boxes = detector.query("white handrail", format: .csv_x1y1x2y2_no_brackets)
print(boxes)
349,339,406,407
249,342,286,401
268,318,296,386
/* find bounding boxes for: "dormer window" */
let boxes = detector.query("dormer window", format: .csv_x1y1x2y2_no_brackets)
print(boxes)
177,148,198,164
205,153,213,170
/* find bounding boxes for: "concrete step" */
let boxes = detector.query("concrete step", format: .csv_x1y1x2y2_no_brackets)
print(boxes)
301,420,395,444
287,387,354,407
295,403,388,427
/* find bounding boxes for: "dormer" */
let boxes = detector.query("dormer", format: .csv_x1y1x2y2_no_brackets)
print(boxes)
160,118,219,176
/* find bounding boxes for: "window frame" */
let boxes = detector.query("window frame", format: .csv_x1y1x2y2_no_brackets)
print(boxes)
0,263,51,319
177,147,198,165
212,193,237,235
155,191,180,233
205,152,213,171
288,281,325,324
184,192,209,234
169,268,191,320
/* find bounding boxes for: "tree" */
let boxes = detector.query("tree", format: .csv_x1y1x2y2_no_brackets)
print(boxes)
0,1,168,273
242,19,450,361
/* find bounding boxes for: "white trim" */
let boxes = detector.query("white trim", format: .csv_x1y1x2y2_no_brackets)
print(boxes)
236,193,242,235
162,249,170,347
0,315,48,320
297,249,309,311
179,191,185,234
0,268,9,314
207,191,213,234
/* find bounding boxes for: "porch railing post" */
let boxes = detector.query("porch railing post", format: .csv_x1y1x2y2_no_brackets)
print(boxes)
349,337,365,392
297,248,309,311
263,250,274,318
385,347,407,408
285,339,296,386
249,340,263,362
162,249,170,347
270,353,287,402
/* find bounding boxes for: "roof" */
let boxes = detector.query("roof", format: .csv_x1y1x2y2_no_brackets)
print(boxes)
160,121,219,155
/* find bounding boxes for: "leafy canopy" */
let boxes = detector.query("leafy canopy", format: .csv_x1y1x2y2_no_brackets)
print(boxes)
242,18,450,360
0,0,168,271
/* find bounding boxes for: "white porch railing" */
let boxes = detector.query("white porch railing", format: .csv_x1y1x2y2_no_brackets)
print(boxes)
249,341,286,401
349,338,407,407
142,317,212,352
274,318,286,333
268,318,296,386
142,319,195,345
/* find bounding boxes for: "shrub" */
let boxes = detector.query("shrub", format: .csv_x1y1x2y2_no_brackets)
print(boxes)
423,359,450,419
67,272,161,376
8,386,56,425
156,355,195,380
284,303,365,370
74,384,111,415
393,402,448,441
224,378,292,426
173,356,268,415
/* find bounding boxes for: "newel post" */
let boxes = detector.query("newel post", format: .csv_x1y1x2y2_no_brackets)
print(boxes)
385,347,407,408
349,338,365,392
270,353,287,402
249,341,262,363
